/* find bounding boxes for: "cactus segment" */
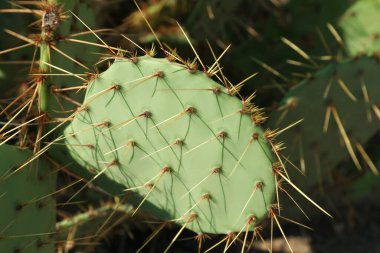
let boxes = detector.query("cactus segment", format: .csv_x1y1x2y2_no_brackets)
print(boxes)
340,0,380,56
38,0,99,114
268,56,380,191
65,56,276,234
0,145,56,253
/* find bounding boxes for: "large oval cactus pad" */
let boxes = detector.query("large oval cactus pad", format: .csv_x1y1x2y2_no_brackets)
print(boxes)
65,56,276,234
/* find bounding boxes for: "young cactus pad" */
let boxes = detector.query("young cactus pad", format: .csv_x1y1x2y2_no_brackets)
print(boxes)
0,145,56,253
268,56,380,190
65,55,276,234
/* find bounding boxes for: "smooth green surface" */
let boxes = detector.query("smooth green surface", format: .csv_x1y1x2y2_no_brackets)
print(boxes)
0,145,56,253
65,56,276,234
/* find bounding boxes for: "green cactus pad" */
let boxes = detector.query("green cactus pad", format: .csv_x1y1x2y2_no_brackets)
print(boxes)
340,0,380,56
268,56,380,191
0,145,56,253
65,56,276,234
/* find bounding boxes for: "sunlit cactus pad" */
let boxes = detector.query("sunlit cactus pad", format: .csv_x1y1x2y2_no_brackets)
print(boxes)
65,56,276,234
0,145,56,253
269,56,380,190
340,0,380,56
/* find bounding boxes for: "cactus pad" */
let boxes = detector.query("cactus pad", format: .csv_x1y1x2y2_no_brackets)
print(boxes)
65,56,276,234
0,145,56,253
340,0,380,56
269,56,380,190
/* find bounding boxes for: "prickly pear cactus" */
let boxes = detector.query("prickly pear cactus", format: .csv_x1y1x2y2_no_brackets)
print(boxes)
269,56,380,192
0,145,56,253
340,0,380,56
65,55,277,234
